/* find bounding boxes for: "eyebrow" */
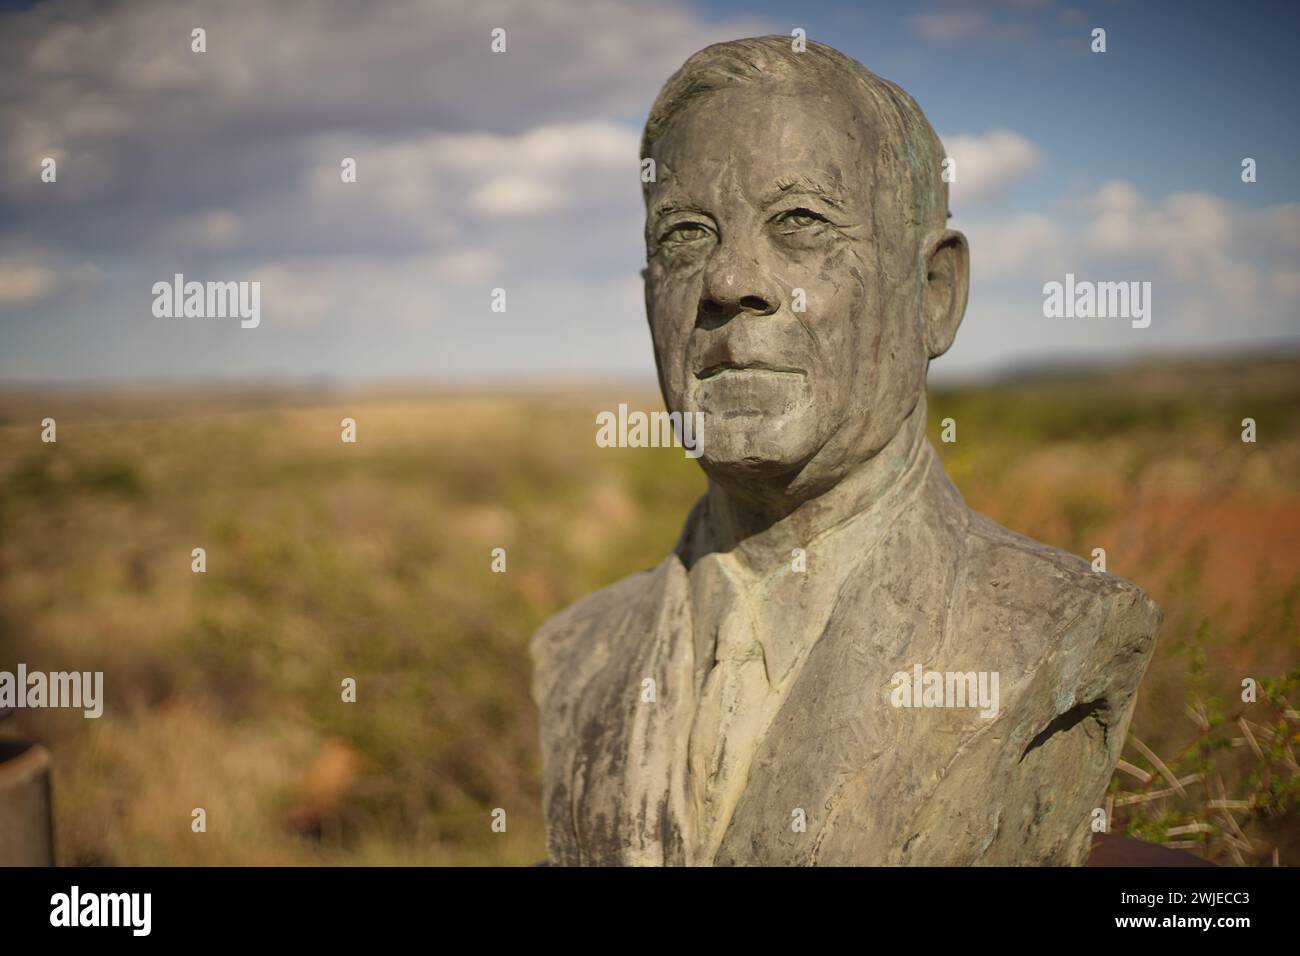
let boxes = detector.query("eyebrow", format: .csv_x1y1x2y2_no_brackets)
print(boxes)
647,174,850,224
763,174,848,210
649,197,705,222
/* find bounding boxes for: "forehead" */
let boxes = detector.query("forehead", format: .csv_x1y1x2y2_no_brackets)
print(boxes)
649,83,879,207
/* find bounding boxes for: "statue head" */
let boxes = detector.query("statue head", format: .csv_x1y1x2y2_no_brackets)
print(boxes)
641,37,969,508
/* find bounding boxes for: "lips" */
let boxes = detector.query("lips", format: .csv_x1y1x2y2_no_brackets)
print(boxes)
695,360,806,380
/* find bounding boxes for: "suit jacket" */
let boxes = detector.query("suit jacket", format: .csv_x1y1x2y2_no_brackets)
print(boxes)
530,441,1160,865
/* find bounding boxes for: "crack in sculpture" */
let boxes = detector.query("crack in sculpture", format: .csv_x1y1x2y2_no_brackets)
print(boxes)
1020,698,1108,764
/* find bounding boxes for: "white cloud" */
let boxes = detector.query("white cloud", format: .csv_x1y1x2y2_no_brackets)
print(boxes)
0,0,768,206
941,129,1041,207
1078,183,1291,305
0,248,102,312
307,120,642,226
942,180,1300,375
247,247,504,327
964,213,1064,280
3,0,1295,385
0,257,55,306
965,180,1299,306
170,209,242,250
469,178,564,217
230,254,651,381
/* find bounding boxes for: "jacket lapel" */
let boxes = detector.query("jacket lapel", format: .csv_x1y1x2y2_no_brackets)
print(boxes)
715,460,970,864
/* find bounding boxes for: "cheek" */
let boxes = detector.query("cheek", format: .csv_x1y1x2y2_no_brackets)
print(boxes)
649,265,700,334
648,275,700,387
803,251,870,360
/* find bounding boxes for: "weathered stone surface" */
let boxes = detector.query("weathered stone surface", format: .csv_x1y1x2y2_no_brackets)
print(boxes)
531,36,1161,866
0,738,54,866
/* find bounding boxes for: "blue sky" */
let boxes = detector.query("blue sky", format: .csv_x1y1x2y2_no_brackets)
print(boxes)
699,0,1299,206
1,0,1296,387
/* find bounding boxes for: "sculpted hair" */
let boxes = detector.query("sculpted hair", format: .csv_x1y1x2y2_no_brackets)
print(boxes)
641,36,950,241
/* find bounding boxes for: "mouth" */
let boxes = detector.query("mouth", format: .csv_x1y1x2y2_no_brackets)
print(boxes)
694,361,806,381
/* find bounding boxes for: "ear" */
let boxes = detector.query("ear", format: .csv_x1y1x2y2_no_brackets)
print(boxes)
921,229,969,360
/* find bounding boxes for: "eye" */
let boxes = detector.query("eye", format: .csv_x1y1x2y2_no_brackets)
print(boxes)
775,208,829,230
660,221,712,244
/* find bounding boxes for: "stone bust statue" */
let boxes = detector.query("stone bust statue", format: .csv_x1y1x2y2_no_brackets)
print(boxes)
530,36,1161,866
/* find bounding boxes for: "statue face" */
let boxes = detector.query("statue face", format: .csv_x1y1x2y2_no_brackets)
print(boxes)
644,83,928,494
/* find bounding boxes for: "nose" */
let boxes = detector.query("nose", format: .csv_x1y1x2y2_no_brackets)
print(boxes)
698,242,782,329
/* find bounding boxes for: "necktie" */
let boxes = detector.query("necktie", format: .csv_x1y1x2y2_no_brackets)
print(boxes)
687,554,771,862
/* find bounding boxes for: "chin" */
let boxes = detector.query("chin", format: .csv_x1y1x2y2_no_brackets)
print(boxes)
696,413,821,480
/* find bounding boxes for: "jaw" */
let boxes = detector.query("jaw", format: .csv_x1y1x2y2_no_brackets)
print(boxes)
684,369,819,475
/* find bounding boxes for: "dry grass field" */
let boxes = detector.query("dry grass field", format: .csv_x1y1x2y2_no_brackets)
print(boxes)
1,354,1297,865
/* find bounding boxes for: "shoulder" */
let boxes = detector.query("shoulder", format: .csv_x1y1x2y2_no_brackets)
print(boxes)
528,559,675,707
530,563,664,649
956,511,1162,696
961,510,1161,625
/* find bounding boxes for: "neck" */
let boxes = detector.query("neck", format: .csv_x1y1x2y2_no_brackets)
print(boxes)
681,395,932,575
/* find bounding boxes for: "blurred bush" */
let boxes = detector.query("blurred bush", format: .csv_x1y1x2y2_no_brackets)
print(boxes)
0,355,1296,865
